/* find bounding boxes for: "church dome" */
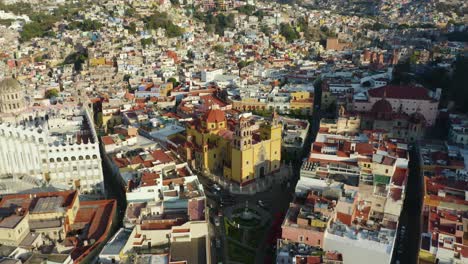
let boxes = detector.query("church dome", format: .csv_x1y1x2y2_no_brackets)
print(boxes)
204,109,226,123
0,78,22,94
0,78,26,114
371,98,393,113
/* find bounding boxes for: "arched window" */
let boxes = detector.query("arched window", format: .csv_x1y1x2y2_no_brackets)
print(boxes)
92,155,98,159
57,158,62,162
85,155,91,160
64,157,69,162
50,158,54,162
79,156,84,160
71,156,76,161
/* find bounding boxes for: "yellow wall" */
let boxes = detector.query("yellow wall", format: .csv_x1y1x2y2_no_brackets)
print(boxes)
90,57,106,66
67,194,80,225
290,91,311,100
0,214,29,246
29,211,65,221
160,83,173,97
232,100,267,112
188,120,282,184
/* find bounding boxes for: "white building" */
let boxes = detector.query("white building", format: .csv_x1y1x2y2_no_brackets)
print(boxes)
0,78,105,195
323,221,395,264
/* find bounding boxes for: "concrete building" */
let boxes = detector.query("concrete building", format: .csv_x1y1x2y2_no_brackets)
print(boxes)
353,85,440,126
0,190,116,263
0,78,105,195
0,106,104,195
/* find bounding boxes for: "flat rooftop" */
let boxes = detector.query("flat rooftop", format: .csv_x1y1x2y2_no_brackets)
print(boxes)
31,196,65,214
170,237,206,264
100,228,133,256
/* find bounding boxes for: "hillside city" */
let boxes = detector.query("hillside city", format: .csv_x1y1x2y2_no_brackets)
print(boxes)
0,0,467,263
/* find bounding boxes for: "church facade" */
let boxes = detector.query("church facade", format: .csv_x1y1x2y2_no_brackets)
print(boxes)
185,109,282,185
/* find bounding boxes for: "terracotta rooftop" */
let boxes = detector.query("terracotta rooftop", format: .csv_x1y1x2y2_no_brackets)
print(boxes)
101,136,114,145
368,85,432,100
204,109,226,123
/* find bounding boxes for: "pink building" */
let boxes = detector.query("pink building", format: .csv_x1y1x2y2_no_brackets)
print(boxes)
353,85,440,126
281,195,333,248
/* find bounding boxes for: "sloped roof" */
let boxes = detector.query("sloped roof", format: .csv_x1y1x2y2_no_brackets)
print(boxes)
204,109,226,123
368,85,431,100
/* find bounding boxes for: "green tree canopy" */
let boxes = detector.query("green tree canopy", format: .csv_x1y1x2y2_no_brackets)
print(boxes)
167,78,180,89
45,88,59,99
213,44,224,53
236,5,256,15
143,11,183,38
280,23,299,42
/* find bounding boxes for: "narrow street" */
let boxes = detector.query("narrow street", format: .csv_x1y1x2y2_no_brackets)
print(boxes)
101,153,127,228
391,145,423,264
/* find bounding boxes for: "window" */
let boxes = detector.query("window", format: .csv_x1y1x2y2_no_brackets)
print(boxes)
213,154,216,158
385,169,389,174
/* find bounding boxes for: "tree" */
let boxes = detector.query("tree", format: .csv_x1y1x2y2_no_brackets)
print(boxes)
45,89,59,99
236,5,255,15
170,0,180,6
143,11,183,38
280,23,299,42
68,19,103,31
125,7,136,17
141,38,152,48
63,51,88,72
213,44,224,53
237,60,250,76
260,24,271,36
21,21,45,42
95,112,103,128
127,22,137,34
167,77,180,87
253,10,265,20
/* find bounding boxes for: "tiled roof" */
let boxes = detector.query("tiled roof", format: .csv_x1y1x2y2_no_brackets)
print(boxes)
101,136,114,145
368,85,431,100
204,109,226,123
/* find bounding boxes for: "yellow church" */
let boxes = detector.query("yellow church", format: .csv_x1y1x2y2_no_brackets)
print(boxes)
185,109,282,185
